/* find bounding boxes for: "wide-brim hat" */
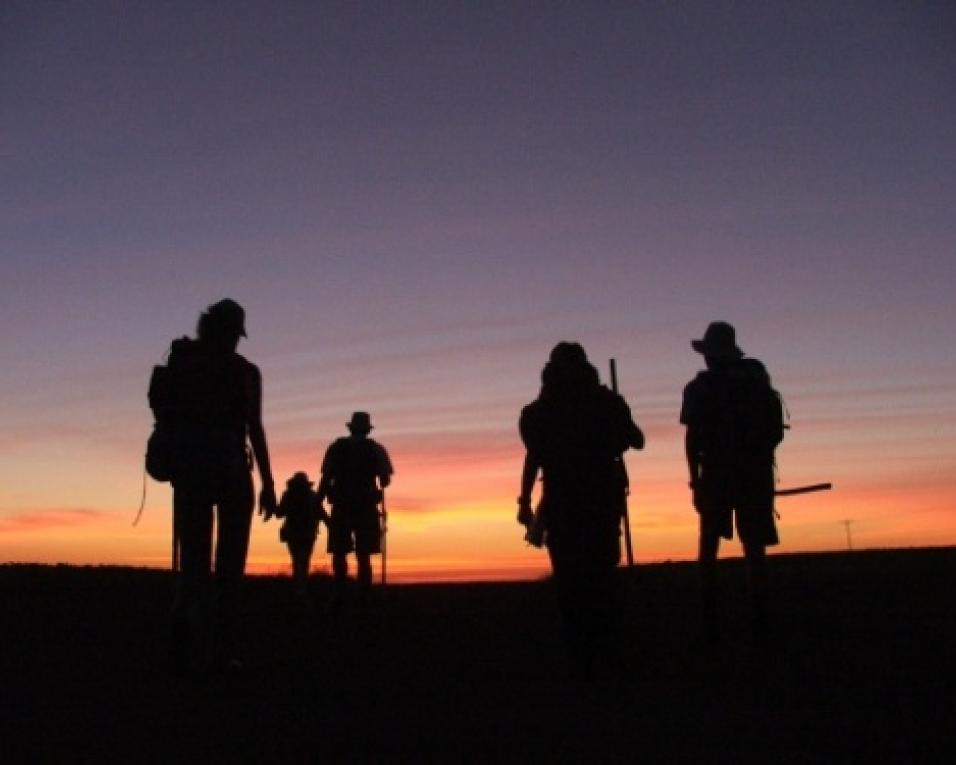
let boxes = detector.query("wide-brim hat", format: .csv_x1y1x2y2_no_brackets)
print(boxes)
346,411,373,432
207,298,247,338
287,471,313,488
691,321,743,358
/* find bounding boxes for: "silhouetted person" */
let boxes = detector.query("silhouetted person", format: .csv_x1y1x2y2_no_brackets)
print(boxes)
317,412,393,607
166,299,277,673
518,342,644,674
276,471,328,601
680,321,784,637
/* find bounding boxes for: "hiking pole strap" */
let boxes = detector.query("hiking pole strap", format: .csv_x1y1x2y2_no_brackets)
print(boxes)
134,469,147,527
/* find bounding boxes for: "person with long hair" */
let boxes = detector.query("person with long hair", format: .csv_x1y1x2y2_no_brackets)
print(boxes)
167,299,277,673
518,342,644,676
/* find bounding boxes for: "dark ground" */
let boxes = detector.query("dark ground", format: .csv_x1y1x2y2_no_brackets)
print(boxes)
2,548,955,763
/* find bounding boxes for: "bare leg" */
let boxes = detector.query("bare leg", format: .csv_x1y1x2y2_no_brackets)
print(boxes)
289,543,313,605
290,547,307,582
357,553,373,597
698,528,721,641
698,529,720,595
332,552,349,581
743,541,769,633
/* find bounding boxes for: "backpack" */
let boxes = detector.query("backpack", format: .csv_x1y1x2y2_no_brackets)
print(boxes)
720,358,786,462
144,337,197,482
323,438,386,506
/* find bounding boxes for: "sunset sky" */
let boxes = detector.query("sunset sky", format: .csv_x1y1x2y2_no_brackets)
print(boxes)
2,1,955,581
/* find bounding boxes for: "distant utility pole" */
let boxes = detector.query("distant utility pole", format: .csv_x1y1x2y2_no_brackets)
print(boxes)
840,519,855,551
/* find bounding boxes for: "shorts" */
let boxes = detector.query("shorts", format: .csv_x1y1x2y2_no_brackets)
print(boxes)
327,503,382,555
696,468,779,547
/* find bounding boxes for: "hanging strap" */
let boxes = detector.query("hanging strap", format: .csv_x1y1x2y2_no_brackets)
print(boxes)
133,468,147,526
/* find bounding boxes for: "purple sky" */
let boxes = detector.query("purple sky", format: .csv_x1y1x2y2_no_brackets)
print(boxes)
2,1,956,569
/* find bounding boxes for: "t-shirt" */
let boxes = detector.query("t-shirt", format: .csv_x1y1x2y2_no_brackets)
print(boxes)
681,359,783,468
321,437,393,506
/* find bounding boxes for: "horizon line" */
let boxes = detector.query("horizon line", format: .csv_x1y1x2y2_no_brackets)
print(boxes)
4,544,954,584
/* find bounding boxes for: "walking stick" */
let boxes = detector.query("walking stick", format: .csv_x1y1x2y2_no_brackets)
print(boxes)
610,358,635,568
775,482,833,497
171,506,180,573
380,489,388,586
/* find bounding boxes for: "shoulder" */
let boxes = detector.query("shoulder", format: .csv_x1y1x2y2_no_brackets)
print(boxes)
367,438,389,454
368,439,394,469
680,371,713,424
323,437,347,455
597,384,626,407
519,399,549,448
519,399,547,432
322,438,349,469
593,385,629,418
234,353,259,377
683,371,712,397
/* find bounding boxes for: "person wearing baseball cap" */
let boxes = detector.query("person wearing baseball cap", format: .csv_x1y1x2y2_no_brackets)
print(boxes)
167,298,276,674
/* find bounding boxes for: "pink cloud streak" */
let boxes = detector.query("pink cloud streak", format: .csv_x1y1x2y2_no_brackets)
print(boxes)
0,508,109,534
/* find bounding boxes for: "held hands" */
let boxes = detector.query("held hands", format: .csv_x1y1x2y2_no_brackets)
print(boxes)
259,482,278,520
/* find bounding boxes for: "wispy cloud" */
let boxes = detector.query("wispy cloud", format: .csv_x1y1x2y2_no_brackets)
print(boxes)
0,508,109,534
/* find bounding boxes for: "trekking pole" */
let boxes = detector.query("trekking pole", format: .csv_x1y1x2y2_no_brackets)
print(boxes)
610,358,635,568
380,489,388,586
171,507,180,573
772,483,832,520
775,482,833,497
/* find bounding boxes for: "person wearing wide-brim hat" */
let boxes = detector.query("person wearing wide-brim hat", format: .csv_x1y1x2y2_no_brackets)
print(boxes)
276,471,327,597
317,412,394,607
690,320,744,359
680,321,785,638
346,411,374,432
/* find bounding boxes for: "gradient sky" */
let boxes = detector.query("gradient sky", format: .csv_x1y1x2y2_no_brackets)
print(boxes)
2,1,955,581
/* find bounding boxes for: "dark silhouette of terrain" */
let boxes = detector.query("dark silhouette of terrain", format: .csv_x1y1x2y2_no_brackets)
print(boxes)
2,548,955,762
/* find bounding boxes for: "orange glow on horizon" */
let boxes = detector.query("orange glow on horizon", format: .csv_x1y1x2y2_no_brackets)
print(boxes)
4,476,956,583
3,368,956,582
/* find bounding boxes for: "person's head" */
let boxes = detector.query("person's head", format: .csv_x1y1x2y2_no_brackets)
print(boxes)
541,341,599,392
286,471,313,491
548,341,589,368
691,321,743,370
346,411,373,437
197,298,247,351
